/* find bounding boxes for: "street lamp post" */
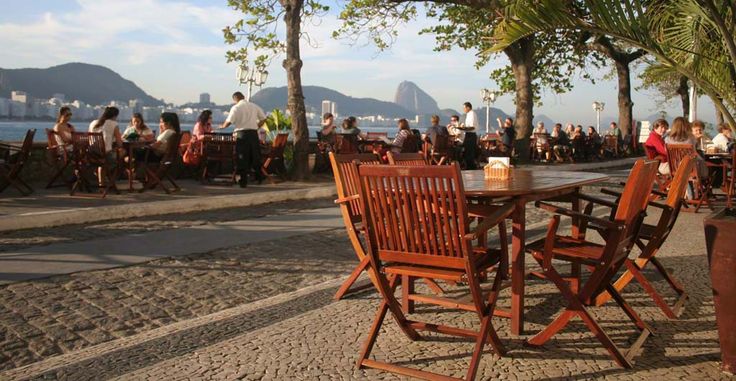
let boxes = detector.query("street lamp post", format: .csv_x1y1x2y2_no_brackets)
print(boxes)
480,88,498,134
237,63,269,102
592,101,605,131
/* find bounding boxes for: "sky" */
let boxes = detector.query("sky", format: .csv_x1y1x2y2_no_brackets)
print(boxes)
0,0,718,125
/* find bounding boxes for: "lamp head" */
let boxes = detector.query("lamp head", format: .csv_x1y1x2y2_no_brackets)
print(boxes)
237,64,249,84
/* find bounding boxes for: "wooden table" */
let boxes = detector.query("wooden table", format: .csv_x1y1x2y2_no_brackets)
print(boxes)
462,169,609,335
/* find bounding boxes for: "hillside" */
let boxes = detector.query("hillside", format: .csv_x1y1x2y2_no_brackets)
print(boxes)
251,86,415,118
0,63,163,106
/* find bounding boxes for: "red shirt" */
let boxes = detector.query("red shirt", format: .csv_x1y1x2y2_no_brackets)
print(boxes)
645,132,668,162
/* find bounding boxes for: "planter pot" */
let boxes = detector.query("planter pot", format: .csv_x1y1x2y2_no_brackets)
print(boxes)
704,208,736,374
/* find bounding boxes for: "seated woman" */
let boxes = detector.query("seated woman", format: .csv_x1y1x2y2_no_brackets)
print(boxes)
585,126,602,160
665,116,708,179
691,120,712,152
551,123,571,162
340,116,367,139
645,119,670,175
390,118,413,154
571,125,587,161
712,123,733,152
319,112,337,147
122,113,155,143
53,106,75,152
89,106,124,185
137,112,180,162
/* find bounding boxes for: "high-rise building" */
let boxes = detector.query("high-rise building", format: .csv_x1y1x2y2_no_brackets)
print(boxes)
330,102,338,118
200,93,211,105
129,99,144,113
321,100,331,116
10,91,27,104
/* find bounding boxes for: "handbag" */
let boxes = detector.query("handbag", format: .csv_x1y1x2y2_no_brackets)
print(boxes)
182,140,202,166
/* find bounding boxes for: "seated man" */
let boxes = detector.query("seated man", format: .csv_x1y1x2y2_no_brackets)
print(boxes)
691,120,712,152
551,123,571,162
644,119,670,175
494,117,516,156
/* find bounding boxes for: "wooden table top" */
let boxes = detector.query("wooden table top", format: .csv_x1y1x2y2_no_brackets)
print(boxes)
462,169,609,197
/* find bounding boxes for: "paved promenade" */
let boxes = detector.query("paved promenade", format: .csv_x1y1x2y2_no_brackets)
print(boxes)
0,163,728,380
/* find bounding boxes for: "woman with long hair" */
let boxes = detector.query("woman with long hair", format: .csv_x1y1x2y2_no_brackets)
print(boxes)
666,116,708,179
122,113,154,142
192,110,213,141
53,106,75,147
89,106,123,154
390,118,413,153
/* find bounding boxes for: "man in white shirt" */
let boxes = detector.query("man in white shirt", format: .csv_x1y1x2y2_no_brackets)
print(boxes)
219,91,267,187
461,102,479,169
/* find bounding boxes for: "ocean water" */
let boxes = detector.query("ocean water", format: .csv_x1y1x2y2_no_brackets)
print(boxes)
0,120,397,142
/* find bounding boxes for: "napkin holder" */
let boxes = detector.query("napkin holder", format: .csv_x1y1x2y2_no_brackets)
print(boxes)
484,158,511,180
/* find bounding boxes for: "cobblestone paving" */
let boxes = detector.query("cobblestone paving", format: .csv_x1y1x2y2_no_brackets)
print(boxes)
0,229,358,372
96,211,727,380
5,209,723,380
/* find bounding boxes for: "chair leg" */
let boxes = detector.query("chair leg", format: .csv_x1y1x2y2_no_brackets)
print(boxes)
647,258,688,318
605,281,652,332
334,257,371,300
402,275,415,314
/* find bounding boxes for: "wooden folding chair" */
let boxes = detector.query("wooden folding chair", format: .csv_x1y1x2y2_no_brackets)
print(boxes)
525,159,659,368
386,151,428,165
666,143,713,212
69,132,119,198
643,143,671,193
427,134,453,165
139,133,182,194
44,129,73,189
330,152,385,300
589,155,695,319
603,135,619,158
355,163,513,381
201,132,236,185
0,129,36,196
335,134,360,154
260,133,289,181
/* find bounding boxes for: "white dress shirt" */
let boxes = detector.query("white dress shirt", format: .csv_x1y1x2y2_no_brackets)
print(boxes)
226,100,266,132
712,133,731,152
464,110,478,130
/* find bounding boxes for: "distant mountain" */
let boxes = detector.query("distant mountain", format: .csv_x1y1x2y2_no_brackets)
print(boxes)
251,86,414,118
0,62,163,106
533,114,556,128
394,81,440,115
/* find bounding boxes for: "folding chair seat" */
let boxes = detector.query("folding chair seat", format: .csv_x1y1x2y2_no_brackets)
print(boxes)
0,129,35,196
355,163,514,380
525,159,659,368
139,133,182,193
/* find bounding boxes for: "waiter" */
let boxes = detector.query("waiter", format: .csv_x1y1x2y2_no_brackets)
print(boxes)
462,101,479,169
219,91,267,187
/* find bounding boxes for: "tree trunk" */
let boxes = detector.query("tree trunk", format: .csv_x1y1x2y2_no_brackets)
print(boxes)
281,0,309,181
614,60,634,137
677,75,690,119
505,36,535,162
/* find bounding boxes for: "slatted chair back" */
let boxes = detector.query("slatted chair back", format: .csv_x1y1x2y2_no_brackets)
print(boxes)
202,132,235,159
44,129,73,188
666,143,697,178
140,133,182,193
604,135,619,155
269,133,289,158
329,152,381,218
612,160,659,237
71,132,106,163
366,132,388,140
386,152,428,166
665,154,695,209
428,134,452,164
358,163,471,269
400,132,420,153
335,133,360,154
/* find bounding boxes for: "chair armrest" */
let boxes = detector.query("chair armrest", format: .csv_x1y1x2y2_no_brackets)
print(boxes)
0,142,20,152
464,203,515,241
575,193,618,209
335,194,359,204
646,200,673,211
535,201,622,230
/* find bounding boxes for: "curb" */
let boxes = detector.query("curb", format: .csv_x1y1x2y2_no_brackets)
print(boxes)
0,185,337,232
524,156,640,172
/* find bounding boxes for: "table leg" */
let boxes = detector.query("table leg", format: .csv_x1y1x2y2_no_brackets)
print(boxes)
511,198,526,336
570,188,582,293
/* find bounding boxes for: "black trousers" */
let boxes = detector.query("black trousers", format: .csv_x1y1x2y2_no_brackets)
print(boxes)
236,130,264,181
463,132,478,170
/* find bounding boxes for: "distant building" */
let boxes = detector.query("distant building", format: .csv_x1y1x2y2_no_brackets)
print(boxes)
331,102,338,118
10,91,27,104
9,100,26,118
0,98,10,118
52,93,66,103
129,99,144,114
321,100,331,116
200,93,211,105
